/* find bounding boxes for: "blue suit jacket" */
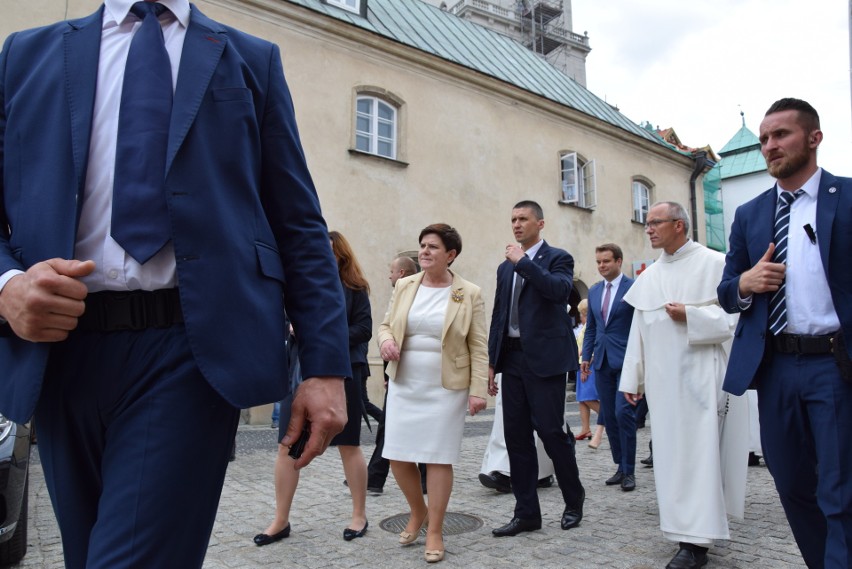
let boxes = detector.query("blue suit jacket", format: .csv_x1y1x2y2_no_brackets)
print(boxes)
0,6,351,422
488,241,578,378
718,170,852,396
581,275,634,370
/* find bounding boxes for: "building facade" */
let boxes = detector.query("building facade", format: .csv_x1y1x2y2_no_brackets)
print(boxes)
2,0,705,420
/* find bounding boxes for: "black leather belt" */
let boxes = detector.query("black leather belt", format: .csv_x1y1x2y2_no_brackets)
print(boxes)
78,289,183,332
771,332,837,355
503,337,523,351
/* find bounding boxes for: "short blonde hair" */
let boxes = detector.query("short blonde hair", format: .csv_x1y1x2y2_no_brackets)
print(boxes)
577,298,589,317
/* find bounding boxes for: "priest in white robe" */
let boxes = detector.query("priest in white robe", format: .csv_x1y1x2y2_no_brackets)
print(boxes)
620,201,748,569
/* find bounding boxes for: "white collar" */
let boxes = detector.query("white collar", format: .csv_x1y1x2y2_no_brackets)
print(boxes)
104,0,191,28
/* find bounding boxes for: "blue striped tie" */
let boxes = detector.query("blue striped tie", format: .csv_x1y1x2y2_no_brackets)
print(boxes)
112,2,172,264
768,189,803,335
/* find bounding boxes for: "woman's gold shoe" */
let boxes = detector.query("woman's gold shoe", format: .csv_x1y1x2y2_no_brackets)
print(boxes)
399,515,427,545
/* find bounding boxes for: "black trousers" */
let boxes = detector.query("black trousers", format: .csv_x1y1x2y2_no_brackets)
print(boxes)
501,349,584,520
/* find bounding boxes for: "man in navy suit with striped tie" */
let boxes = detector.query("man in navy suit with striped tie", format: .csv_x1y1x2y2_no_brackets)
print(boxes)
719,98,852,568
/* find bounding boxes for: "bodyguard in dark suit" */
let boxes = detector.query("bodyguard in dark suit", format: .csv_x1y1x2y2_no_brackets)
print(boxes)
0,1,350,567
719,98,852,569
580,243,637,491
489,200,585,537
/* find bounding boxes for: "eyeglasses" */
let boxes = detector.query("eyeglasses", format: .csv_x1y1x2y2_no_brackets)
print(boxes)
644,218,679,229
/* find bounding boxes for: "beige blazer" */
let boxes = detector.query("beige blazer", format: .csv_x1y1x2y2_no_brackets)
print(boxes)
378,271,488,400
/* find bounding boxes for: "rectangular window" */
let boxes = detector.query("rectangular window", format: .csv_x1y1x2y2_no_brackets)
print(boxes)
327,0,360,13
354,96,397,159
560,152,596,209
632,181,650,223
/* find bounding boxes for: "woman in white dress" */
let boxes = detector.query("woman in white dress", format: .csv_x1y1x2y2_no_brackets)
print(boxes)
378,224,488,564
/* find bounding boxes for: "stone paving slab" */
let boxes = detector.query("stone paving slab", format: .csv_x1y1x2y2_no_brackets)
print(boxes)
19,404,805,568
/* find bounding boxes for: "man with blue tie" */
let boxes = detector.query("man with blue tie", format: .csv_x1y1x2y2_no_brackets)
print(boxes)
580,243,636,491
488,200,585,537
0,1,350,567
719,98,852,569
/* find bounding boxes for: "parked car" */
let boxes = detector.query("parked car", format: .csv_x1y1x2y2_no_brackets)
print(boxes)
0,416,30,566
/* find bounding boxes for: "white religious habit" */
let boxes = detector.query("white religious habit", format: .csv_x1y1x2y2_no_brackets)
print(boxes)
480,374,554,478
620,240,748,545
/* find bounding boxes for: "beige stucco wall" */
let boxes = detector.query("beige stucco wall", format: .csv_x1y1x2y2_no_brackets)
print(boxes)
2,0,703,422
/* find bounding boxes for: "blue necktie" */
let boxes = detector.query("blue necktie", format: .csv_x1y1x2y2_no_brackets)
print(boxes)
112,2,172,264
768,189,803,335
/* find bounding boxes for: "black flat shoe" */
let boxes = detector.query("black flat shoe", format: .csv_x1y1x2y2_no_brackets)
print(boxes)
343,520,368,541
253,523,291,546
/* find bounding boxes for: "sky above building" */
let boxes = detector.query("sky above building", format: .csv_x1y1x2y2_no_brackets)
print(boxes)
572,0,851,176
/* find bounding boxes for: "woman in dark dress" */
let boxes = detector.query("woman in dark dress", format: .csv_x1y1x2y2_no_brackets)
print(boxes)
254,231,371,545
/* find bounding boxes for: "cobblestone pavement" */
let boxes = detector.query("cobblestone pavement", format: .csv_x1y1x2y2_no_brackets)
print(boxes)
21,402,804,568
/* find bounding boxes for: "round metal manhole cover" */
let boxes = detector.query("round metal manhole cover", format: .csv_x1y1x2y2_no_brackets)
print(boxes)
380,512,483,536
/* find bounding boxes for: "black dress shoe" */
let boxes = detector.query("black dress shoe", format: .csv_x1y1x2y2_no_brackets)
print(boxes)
665,546,708,569
253,523,291,546
479,471,512,493
492,517,541,537
641,453,653,467
605,470,624,485
343,520,368,541
748,452,761,467
621,474,636,492
561,490,584,530
537,475,554,488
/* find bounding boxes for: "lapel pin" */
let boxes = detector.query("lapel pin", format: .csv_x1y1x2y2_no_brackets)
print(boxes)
829,187,837,194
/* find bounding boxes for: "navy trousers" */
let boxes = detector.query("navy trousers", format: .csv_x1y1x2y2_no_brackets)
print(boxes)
501,350,583,521
595,358,637,475
758,351,852,569
36,325,240,569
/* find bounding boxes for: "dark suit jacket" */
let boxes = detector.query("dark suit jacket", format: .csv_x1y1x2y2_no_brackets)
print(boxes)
488,240,578,378
718,170,852,396
344,286,372,368
581,275,634,370
0,6,351,422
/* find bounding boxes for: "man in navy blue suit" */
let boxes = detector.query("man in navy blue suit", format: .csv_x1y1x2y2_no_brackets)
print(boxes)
719,98,852,568
580,243,636,491
488,200,585,537
0,1,350,567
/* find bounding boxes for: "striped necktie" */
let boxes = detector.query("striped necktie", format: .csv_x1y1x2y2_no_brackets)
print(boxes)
768,189,803,335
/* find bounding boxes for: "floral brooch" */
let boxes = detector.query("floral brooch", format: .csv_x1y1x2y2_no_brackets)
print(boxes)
451,288,464,303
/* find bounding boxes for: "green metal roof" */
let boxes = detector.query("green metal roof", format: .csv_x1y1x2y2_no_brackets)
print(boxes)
720,148,766,179
718,124,766,179
719,125,759,155
285,0,666,147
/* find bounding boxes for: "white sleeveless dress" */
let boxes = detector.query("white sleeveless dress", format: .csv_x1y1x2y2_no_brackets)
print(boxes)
382,285,469,465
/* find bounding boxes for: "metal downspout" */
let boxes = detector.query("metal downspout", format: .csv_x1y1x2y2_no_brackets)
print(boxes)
689,150,708,243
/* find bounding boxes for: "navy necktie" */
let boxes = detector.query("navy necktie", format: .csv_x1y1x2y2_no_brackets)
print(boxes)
509,272,522,330
768,189,803,335
112,2,172,264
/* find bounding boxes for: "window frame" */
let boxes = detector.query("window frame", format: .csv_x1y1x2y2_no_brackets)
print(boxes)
632,178,652,223
559,152,596,209
325,0,363,15
354,95,398,160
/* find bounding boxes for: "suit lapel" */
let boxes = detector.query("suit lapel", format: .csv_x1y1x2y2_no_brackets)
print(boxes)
63,8,103,210
816,172,839,270
442,273,462,340
166,7,227,172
